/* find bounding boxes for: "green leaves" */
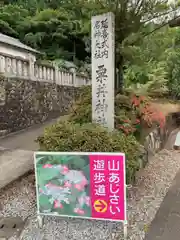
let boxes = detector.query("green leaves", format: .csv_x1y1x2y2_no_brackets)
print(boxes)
37,167,60,186
1,0,176,67
39,195,52,211
37,118,140,184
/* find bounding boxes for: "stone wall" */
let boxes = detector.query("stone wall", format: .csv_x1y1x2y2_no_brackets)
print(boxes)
146,113,177,154
0,75,78,134
139,113,178,168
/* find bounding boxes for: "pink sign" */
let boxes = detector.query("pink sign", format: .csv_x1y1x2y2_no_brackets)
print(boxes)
35,152,126,223
90,153,126,221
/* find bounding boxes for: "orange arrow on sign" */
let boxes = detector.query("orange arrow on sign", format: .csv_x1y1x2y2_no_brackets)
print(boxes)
94,200,107,213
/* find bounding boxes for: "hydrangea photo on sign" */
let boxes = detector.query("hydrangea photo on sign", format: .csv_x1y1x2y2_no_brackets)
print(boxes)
34,152,126,222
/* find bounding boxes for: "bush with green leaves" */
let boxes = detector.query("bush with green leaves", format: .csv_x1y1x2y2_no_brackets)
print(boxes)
167,49,180,99
37,121,141,184
69,86,91,124
69,86,135,126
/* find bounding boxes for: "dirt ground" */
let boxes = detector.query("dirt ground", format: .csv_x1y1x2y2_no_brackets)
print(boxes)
151,99,180,116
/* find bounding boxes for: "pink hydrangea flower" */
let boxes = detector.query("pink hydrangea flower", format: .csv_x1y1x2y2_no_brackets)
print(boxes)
61,165,69,174
74,184,84,191
54,200,63,209
64,181,72,188
74,208,85,215
85,196,90,206
45,183,52,187
78,196,90,206
45,183,63,189
74,177,88,191
43,164,53,168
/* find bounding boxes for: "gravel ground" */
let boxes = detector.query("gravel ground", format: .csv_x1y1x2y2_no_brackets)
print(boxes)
0,149,180,240
127,149,180,239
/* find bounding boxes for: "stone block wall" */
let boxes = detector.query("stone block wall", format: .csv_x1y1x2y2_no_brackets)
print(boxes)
145,113,177,155
139,113,178,168
0,75,78,134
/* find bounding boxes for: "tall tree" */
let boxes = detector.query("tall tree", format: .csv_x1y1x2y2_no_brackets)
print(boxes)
80,0,179,91
0,0,179,81
0,4,29,37
18,8,89,61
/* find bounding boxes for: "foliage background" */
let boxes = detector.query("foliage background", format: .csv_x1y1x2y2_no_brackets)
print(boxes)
1,0,180,92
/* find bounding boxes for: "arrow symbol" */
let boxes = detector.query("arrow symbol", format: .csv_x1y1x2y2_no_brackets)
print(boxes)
94,200,107,213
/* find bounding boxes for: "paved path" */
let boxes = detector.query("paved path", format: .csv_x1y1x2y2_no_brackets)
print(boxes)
0,117,65,150
145,167,180,240
144,129,180,239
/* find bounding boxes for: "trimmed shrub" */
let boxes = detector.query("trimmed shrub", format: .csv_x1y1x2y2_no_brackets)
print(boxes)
37,121,141,184
69,86,91,124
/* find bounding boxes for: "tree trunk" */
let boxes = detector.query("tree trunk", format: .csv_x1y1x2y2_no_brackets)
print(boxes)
115,55,124,94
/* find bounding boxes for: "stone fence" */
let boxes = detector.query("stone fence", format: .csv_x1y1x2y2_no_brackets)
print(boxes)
139,113,178,169
0,53,91,87
0,75,80,135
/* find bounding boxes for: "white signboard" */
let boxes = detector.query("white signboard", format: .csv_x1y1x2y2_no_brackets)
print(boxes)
91,12,115,130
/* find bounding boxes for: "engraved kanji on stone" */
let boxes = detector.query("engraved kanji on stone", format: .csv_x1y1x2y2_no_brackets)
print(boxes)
101,18,108,29
96,83,107,98
96,65,107,83
100,49,108,58
95,99,108,113
96,115,107,124
94,49,102,59
94,20,101,38
102,28,108,40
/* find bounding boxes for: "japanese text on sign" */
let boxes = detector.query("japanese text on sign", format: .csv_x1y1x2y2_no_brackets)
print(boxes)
90,153,126,221
94,160,106,198
108,160,121,215
35,151,126,222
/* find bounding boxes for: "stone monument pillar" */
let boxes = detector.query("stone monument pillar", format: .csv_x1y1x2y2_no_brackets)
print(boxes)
91,12,115,130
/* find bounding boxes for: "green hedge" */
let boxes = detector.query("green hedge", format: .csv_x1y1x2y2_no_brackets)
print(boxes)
37,121,141,184
69,86,136,127
69,86,92,124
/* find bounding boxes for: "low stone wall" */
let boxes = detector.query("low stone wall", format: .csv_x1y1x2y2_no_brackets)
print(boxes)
0,75,78,134
139,113,178,168
145,113,177,154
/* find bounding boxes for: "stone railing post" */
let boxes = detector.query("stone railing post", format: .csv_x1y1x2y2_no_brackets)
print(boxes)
70,67,77,87
28,53,36,80
53,63,59,84
0,55,5,74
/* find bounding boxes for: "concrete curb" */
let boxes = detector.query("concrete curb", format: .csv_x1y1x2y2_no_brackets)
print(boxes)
0,148,34,190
